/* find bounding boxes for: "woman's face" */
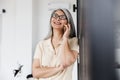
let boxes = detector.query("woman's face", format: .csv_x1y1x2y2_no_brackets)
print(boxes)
51,10,68,30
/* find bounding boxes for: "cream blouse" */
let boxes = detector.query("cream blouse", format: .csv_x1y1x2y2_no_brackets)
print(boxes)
33,37,79,80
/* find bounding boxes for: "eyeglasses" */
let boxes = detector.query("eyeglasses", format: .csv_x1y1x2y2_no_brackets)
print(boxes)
52,13,67,20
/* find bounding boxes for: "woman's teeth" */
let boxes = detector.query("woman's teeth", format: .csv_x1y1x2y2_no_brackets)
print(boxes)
54,22,61,25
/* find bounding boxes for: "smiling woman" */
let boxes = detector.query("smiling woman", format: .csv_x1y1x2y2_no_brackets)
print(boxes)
32,8,79,80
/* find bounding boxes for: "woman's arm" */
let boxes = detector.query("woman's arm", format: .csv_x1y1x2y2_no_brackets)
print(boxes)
32,59,64,78
60,37,78,68
60,24,78,68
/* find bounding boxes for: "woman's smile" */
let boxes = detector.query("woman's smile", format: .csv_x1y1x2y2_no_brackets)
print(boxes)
53,21,61,25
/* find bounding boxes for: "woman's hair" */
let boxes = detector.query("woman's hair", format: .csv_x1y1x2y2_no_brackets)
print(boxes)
44,8,76,39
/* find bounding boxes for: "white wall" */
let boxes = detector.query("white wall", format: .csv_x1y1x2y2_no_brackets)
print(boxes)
0,0,2,69
0,0,16,79
15,0,32,79
0,0,32,80
0,14,1,64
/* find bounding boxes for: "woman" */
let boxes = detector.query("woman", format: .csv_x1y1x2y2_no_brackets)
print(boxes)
32,8,79,80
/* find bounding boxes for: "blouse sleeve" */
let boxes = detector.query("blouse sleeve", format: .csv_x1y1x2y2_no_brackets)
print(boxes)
33,41,43,59
69,37,79,53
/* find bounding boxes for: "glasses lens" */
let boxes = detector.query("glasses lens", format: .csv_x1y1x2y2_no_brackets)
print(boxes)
59,15,66,20
52,13,66,20
52,13,58,18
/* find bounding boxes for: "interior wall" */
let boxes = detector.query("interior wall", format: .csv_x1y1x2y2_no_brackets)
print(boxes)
0,0,3,77
0,10,2,76
15,0,32,79
0,0,16,79
0,0,2,70
0,0,32,79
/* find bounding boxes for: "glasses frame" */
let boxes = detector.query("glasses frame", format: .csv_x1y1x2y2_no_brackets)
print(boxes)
52,13,67,20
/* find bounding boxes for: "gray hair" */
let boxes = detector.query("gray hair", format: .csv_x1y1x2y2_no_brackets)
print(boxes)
44,8,76,40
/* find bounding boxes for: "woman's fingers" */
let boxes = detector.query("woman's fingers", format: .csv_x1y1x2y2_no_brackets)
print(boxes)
64,24,68,31
67,23,71,31
63,23,71,38
64,24,70,31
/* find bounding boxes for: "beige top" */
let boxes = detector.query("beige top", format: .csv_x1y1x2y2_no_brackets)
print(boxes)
33,37,79,80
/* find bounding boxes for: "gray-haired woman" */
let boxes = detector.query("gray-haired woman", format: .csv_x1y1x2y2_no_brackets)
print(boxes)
32,8,79,80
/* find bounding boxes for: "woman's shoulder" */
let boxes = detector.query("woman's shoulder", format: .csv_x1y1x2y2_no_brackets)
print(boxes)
37,38,51,46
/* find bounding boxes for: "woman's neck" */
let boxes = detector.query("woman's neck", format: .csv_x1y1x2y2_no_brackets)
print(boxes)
52,29,63,41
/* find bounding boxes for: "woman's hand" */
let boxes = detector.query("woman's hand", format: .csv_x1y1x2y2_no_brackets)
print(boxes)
63,23,71,39
57,64,65,71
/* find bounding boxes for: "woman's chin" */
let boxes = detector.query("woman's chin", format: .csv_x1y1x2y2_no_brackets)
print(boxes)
53,25,62,29
53,27,63,31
